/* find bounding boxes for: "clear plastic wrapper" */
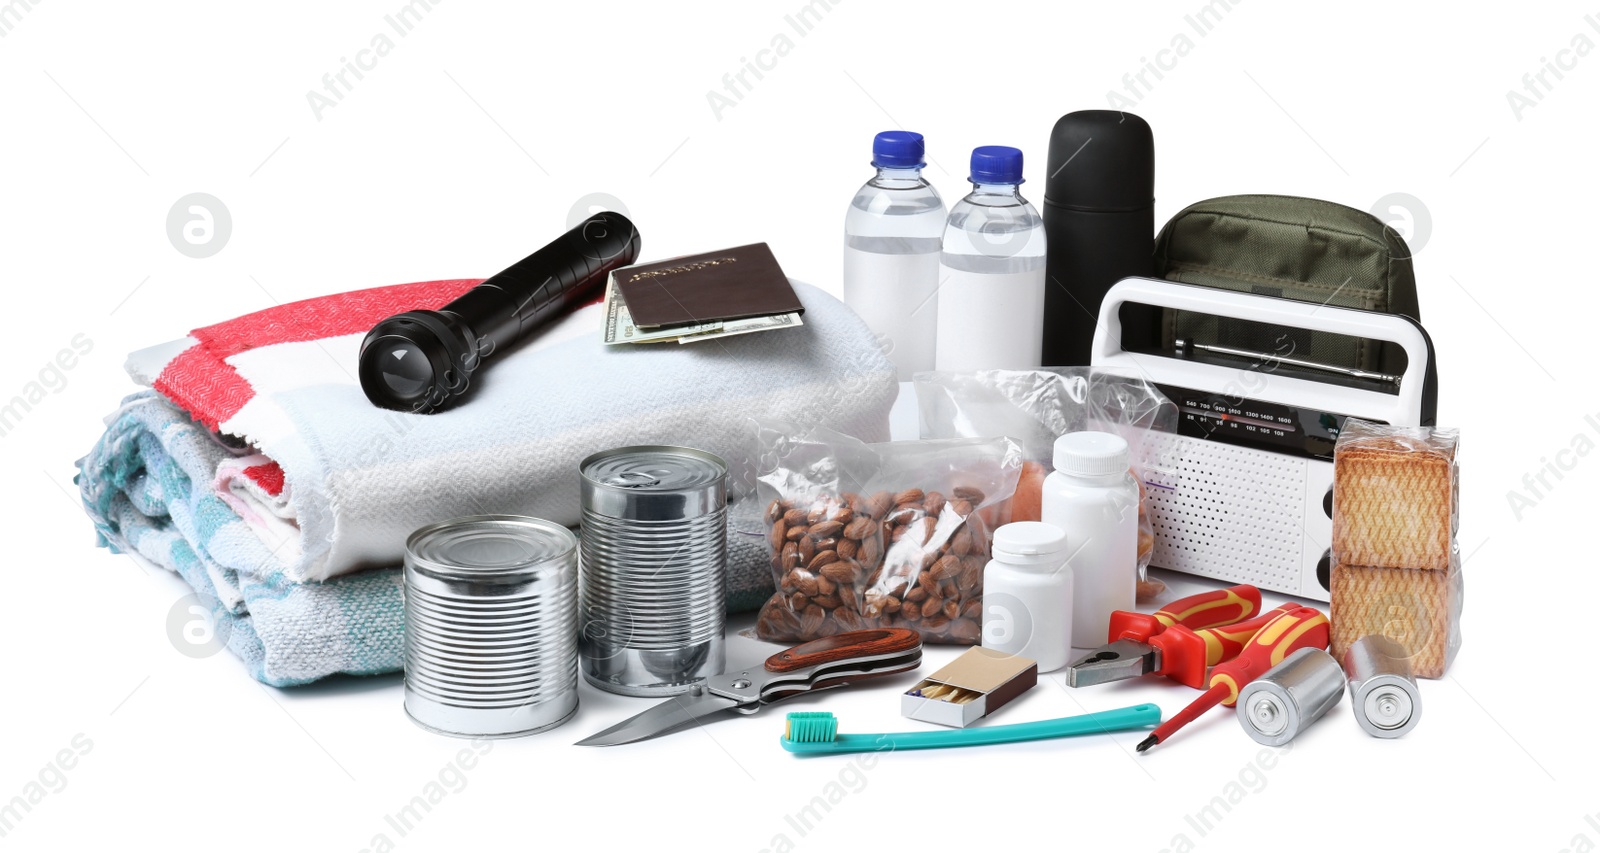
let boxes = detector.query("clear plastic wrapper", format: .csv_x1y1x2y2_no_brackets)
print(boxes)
1330,419,1463,678
751,420,1022,644
914,368,1177,599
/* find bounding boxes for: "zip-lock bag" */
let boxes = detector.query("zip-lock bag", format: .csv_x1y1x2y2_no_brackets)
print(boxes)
1153,194,1421,376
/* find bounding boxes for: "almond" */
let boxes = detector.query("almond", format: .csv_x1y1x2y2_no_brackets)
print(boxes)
806,550,837,572
783,508,808,527
800,604,826,636
960,599,982,620
837,538,860,561
893,488,925,507
931,555,963,581
789,591,809,612
769,520,787,551
922,491,945,516
866,491,895,519
921,596,944,618
781,541,801,571
815,574,836,596
859,537,882,566
958,562,982,593
794,570,820,598
953,486,985,504
885,506,920,526
786,525,806,541
942,600,960,620
905,585,928,603
951,528,973,556
882,596,902,615
819,562,856,584
813,594,842,610
844,517,875,540
766,500,788,525
799,537,816,564
951,499,974,518
809,520,844,539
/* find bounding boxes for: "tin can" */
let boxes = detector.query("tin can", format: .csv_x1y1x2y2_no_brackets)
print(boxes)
403,515,579,738
1236,647,1345,747
579,445,728,696
1343,634,1422,738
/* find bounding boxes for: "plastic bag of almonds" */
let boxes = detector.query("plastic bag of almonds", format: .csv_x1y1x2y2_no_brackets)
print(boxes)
750,420,1022,644
914,368,1179,601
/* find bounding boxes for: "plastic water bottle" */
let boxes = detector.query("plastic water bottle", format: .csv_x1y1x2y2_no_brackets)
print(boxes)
843,131,947,380
934,146,1046,371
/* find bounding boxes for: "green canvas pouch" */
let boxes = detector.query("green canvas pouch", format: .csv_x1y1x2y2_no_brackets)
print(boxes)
1153,194,1420,375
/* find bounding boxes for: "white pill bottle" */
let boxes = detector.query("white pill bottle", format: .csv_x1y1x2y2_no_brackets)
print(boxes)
1041,431,1139,648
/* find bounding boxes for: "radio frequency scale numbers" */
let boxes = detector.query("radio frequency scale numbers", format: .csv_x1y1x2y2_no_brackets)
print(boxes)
1181,398,1296,439
1155,383,1353,459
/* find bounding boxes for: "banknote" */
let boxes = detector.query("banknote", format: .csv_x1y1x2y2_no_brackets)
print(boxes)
602,276,802,345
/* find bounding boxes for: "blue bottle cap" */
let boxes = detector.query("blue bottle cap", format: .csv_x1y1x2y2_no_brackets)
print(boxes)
872,131,926,169
970,145,1024,184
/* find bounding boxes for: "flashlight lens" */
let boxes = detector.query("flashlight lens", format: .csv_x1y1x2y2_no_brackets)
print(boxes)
376,341,434,398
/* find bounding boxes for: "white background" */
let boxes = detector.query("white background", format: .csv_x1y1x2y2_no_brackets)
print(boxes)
1,1,1593,850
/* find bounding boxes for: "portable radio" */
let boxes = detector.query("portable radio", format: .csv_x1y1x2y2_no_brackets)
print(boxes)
1091,278,1437,600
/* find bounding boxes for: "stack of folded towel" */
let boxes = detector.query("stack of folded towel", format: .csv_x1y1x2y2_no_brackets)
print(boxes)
77,278,896,685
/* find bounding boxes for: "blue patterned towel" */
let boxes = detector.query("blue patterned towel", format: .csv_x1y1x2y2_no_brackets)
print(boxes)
77,392,406,686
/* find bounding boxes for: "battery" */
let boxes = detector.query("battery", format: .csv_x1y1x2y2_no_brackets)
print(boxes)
579,445,728,697
1236,647,1345,747
404,515,579,738
1343,634,1422,738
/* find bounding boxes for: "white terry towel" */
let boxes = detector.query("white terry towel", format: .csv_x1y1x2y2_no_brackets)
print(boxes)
127,277,896,583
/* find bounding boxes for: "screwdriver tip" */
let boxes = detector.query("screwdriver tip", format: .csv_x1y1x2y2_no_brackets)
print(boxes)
1136,734,1157,753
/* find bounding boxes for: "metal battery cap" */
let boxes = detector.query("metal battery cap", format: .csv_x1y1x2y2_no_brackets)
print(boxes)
1361,680,1416,731
580,445,727,521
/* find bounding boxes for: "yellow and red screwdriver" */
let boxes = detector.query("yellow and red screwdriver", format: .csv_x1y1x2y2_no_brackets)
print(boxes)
1071,584,1300,689
1135,605,1331,753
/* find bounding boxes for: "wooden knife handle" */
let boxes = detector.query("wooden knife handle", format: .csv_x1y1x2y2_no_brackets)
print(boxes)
764,628,922,673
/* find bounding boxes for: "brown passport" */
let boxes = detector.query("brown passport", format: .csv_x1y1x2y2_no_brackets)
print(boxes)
613,242,803,328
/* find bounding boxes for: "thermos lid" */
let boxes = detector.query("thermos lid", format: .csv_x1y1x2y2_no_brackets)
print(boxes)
1044,110,1154,212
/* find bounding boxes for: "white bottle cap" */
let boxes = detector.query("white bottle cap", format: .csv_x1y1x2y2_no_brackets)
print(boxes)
1052,431,1130,478
992,521,1070,563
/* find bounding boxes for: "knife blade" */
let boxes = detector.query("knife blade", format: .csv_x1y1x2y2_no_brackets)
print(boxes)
574,686,741,747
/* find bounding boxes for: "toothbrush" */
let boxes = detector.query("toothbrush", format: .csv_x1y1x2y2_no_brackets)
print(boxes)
780,704,1161,755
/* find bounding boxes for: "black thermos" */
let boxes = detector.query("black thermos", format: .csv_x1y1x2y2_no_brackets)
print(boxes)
1041,110,1155,367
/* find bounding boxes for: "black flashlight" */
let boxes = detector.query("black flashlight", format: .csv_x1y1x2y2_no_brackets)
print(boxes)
358,211,641,414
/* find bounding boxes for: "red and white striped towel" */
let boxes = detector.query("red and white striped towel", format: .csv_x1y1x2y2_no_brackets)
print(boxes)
127,277,896,583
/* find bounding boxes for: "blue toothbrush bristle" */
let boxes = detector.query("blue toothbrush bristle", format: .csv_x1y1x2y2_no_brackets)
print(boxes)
784,712,839,743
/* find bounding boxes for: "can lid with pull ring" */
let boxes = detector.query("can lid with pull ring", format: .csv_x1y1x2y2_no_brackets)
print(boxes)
580,445,727,520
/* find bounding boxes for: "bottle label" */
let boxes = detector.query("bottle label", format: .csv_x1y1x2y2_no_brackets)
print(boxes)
844,246,941,380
